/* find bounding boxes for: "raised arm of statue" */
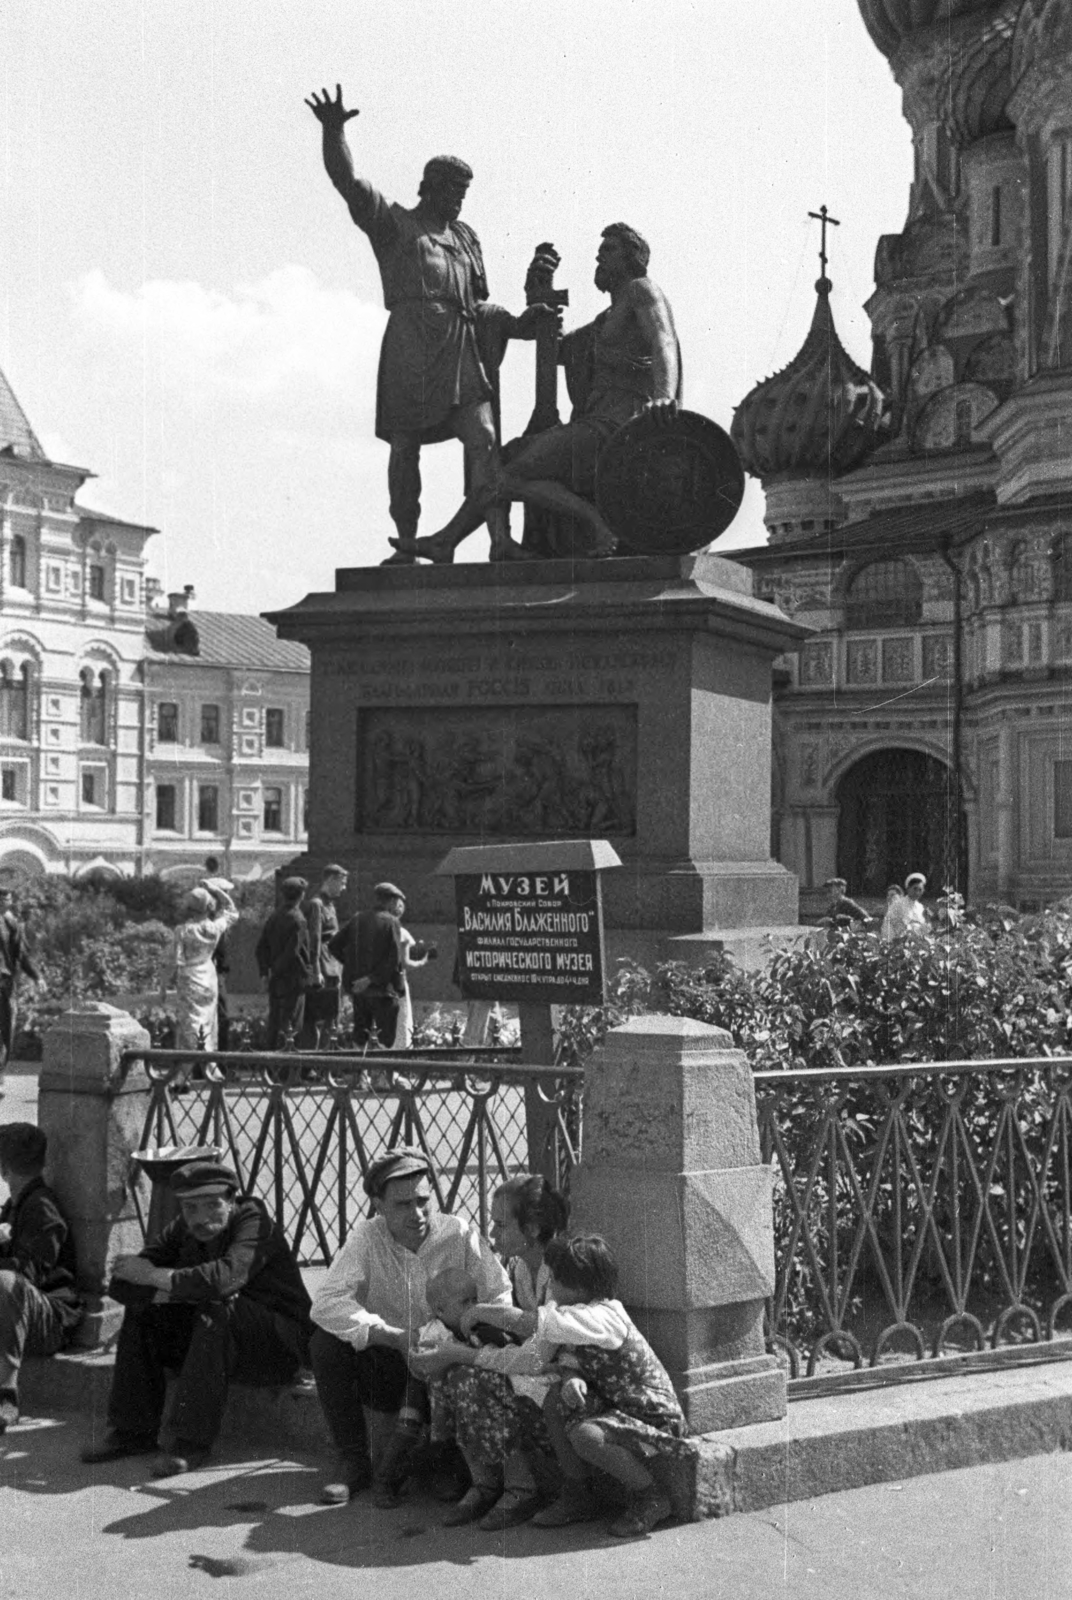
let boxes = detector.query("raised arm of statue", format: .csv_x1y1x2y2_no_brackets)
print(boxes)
305,84,370,209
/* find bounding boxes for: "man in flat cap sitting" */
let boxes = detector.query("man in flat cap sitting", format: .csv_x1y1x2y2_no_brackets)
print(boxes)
82,1161,311,1477
309,1146,511,1504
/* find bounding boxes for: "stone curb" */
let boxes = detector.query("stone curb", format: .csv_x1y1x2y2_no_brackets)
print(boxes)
21,1353,1072,1520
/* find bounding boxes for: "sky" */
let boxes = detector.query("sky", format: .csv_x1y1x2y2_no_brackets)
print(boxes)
0,1,911,615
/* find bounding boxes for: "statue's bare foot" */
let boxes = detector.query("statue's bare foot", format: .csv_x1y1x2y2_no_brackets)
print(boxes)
410,534,456,565
489,536,535,563
381,545,417,566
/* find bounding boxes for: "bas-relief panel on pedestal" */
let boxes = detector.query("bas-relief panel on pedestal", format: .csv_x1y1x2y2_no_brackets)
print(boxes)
356,704,637,837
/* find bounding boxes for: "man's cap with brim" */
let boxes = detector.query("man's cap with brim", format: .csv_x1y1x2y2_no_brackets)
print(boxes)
280,876,308,895
324,863,348,878
363,1146,432,1199
373,881,405,901
171,1160,240,1198
905,873,927,888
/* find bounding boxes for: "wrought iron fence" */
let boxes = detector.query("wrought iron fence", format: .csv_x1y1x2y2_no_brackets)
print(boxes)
122,1046,583,1263
122,1044,1072,1391
754,1056,1072,1390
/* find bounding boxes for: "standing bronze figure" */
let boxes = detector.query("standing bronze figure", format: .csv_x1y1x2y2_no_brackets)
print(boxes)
306,84,546,563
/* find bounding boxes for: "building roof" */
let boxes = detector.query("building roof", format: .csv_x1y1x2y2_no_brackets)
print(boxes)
78,504,159,536
144,610,310,672
734,490,997,566
0,364,45,461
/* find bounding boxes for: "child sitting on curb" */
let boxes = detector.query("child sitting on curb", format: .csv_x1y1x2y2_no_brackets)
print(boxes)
529,1233,686,1539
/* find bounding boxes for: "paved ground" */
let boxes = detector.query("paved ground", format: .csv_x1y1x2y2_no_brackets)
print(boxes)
0,1415,1069,1600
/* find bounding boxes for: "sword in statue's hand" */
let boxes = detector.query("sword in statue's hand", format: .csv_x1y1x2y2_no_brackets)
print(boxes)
523,243,569,436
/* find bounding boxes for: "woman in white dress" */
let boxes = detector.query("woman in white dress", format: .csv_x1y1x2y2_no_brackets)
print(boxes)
394,927,432,1049
161,881,239,1052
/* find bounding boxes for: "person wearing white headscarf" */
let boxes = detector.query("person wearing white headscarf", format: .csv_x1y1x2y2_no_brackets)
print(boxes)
161,880,238,1053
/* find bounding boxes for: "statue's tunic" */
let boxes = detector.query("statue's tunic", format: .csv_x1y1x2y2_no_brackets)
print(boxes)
347,185,495,443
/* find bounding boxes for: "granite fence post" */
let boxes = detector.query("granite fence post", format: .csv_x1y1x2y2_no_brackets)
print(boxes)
37,1003,151,1349
569,1014,787,1433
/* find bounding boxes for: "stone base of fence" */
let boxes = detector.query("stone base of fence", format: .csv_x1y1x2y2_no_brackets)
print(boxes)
570,1014,787,1433
22,1350,1072,1520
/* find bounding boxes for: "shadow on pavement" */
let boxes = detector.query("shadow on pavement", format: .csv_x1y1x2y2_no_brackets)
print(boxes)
1,1414,642,1574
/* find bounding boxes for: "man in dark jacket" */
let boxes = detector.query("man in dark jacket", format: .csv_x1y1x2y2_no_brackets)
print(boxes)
255,876,312,1049
82,1160,311,1476
0,886,39,1096
330,881,406,1049
300,862,349,1049
0,1124,83,1430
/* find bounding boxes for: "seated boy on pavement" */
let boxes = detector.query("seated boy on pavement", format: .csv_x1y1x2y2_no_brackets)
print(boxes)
82,1159,312,1477
0,1123,84,1431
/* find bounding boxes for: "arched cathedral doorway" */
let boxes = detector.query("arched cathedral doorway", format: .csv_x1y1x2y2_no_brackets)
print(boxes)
836,748,966,897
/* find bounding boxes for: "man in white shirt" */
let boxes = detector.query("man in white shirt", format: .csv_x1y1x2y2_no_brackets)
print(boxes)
309,1146,511,1504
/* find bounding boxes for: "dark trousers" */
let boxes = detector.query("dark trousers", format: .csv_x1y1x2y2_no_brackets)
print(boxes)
266,983,306,1051
0,982,16,1077
309,1327,409,1465
352,990,400,1050
0,1270,67,1398
108,1298,306,1449
299,982,340,1050
217,974,231,1053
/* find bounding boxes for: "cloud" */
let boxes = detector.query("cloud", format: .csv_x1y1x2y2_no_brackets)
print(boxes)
69,265,385,404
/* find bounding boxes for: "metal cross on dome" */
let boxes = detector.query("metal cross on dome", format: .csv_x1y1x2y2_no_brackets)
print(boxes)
807,204,841,279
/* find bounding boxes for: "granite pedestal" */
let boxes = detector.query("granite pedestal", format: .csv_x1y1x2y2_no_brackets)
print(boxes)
267,553,807,966
569,1013,787,1433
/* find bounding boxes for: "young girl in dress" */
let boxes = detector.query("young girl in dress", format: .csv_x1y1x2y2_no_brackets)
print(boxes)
529,1233,686,1539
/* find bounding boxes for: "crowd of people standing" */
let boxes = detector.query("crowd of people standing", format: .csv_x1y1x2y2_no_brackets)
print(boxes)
157,863,433,1057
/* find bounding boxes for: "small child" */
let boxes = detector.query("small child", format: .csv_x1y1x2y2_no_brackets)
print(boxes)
374,1268,500,1508
529,1233,686,1539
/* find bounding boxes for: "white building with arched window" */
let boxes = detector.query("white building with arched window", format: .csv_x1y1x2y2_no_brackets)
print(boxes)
0,358,309,881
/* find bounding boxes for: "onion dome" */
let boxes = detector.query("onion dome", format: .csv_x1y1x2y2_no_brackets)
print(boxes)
938,1,1018,145
858,0,1001,58
731,279,888,481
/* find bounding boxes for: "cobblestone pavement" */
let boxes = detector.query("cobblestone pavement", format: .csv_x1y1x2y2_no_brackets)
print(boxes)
0,1414,1069,1600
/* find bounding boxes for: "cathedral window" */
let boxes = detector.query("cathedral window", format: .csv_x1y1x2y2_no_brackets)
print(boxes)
80,667,108,745
1056,761,1072,839
88,563,105,601
845,559,923,630
1048,138,1071,282
1053,536,1072,602
9,536,26,589
263,786,283,832
0,662,31,742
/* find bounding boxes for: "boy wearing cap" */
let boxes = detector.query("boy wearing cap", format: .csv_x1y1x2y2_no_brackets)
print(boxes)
329,882,407,1049
309,1146,511,1504
256,877,313,1050
83,1161,311,1476
301,864,349,1049
0,1124,83,1431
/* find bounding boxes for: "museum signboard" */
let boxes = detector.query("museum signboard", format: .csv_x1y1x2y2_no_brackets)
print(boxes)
436,840,621,1008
